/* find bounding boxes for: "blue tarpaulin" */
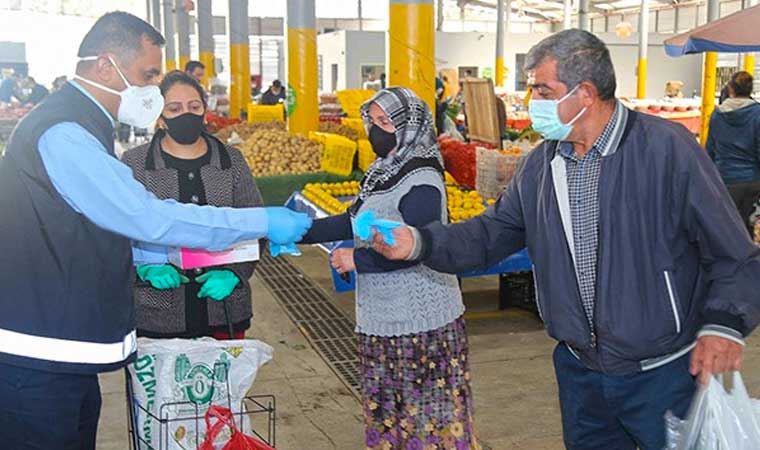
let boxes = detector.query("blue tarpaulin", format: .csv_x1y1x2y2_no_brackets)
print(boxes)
665,4,760,56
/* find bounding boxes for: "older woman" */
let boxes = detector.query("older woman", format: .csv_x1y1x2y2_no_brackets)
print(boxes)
122,71,262,339
301,87,479,450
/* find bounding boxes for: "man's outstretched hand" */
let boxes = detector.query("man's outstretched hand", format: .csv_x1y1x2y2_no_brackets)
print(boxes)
371,226,416,261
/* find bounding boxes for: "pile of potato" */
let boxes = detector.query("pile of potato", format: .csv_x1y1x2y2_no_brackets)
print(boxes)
215,121,286,143
241,129,322,177
318,121,362,141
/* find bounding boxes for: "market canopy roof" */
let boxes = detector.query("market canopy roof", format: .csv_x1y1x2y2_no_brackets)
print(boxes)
665,4,760,57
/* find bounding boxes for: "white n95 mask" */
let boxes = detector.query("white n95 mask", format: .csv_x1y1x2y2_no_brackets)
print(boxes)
75,56,164,128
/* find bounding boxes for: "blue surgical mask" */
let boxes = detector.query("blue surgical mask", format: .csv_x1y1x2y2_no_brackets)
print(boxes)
528,85,587,141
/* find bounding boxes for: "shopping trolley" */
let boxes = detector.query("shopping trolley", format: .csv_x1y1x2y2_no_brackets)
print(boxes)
125,361,276,450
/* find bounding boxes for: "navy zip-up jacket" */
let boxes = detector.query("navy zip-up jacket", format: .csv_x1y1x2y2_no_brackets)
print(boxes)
417,109,760,374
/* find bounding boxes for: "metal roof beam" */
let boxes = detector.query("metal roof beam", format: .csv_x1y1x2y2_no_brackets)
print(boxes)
459,0,553,20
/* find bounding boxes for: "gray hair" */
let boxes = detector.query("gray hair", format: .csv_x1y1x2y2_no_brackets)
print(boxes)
525,29,616,101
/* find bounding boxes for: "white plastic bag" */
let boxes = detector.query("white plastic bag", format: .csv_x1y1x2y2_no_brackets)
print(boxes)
666,372,760,450
128,337,273,450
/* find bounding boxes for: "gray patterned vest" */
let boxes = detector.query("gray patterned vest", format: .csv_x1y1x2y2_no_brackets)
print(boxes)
352,167,464,337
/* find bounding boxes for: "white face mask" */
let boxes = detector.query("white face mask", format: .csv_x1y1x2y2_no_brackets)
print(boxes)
74,56,164,128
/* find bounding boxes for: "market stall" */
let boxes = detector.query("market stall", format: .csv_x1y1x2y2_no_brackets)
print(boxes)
213,119,363,205
664,4,760,143
622,98,703,134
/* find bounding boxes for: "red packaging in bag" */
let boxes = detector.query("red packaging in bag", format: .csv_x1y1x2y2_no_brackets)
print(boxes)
199,405,276,450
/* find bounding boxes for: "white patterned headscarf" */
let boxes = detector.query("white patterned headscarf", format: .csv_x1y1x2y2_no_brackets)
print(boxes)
350,87,444,214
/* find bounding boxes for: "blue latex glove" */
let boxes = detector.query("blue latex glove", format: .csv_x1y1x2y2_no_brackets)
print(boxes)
136,264,190,290
196,270,240,301
265,207,313,245
353,210,402,245
270,242,302,257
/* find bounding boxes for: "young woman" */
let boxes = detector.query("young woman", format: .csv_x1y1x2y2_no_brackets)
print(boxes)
301,87,480,450
122,71,263,339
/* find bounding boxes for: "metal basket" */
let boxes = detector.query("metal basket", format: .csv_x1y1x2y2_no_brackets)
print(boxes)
125,364,276,450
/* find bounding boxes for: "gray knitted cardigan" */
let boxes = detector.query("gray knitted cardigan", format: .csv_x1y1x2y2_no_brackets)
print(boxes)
121,132,262,334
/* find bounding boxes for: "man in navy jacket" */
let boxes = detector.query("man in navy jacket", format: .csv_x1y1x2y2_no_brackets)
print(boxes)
375,30,760,450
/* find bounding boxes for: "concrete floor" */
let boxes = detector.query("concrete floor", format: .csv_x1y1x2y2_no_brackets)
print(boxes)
97,246,760,450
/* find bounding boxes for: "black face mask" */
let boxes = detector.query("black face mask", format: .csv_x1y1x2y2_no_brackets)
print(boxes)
163,112,205,145
368,125,397,158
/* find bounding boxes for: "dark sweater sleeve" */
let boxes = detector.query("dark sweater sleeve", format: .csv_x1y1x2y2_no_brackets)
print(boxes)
300,213,353,244
354,185,442,274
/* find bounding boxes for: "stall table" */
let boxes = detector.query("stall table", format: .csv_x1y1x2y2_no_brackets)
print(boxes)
643,110,701,134
255,171,362,206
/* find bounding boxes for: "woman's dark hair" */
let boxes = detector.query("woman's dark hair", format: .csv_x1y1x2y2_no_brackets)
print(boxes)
159,70,207,108
729,71,754,98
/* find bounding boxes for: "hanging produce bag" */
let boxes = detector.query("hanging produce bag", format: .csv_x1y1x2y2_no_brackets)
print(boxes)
199,406,276,450
334,89,374,118
310,131,358,177
247,104,285,124
665,372,760,450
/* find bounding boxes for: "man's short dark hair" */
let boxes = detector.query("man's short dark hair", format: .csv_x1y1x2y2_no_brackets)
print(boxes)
272,80,282,88
729,71,754,98
77,11,164,65
185,60,205,74
525,29,617,101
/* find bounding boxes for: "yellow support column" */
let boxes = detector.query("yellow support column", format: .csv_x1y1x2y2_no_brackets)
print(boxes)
197,0,215,87
162,0,176,72
700,0,719,146
495,0,505,87
286,0,319,135
495,57,505,88
700,51,718,146
389,0,436,112
175,0,191,72
637,0,649,99
744,54,756,74
228,0,250,119
637,58,647,99
745,0,757,74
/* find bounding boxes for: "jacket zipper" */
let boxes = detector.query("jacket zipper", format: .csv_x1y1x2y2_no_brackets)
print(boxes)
663,270,682,334
590,159,608,350
589,233,600,349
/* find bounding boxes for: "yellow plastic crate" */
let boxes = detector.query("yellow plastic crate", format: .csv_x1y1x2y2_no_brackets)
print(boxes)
335,89,375,118
247,104,284,123
358,139,376,172
310,132,358,177
340,117,367,139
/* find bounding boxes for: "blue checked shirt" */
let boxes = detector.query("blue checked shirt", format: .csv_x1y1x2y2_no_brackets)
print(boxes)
558,102,625,332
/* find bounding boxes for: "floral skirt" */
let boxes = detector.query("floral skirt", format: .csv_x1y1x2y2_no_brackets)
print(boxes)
358,317,480,450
